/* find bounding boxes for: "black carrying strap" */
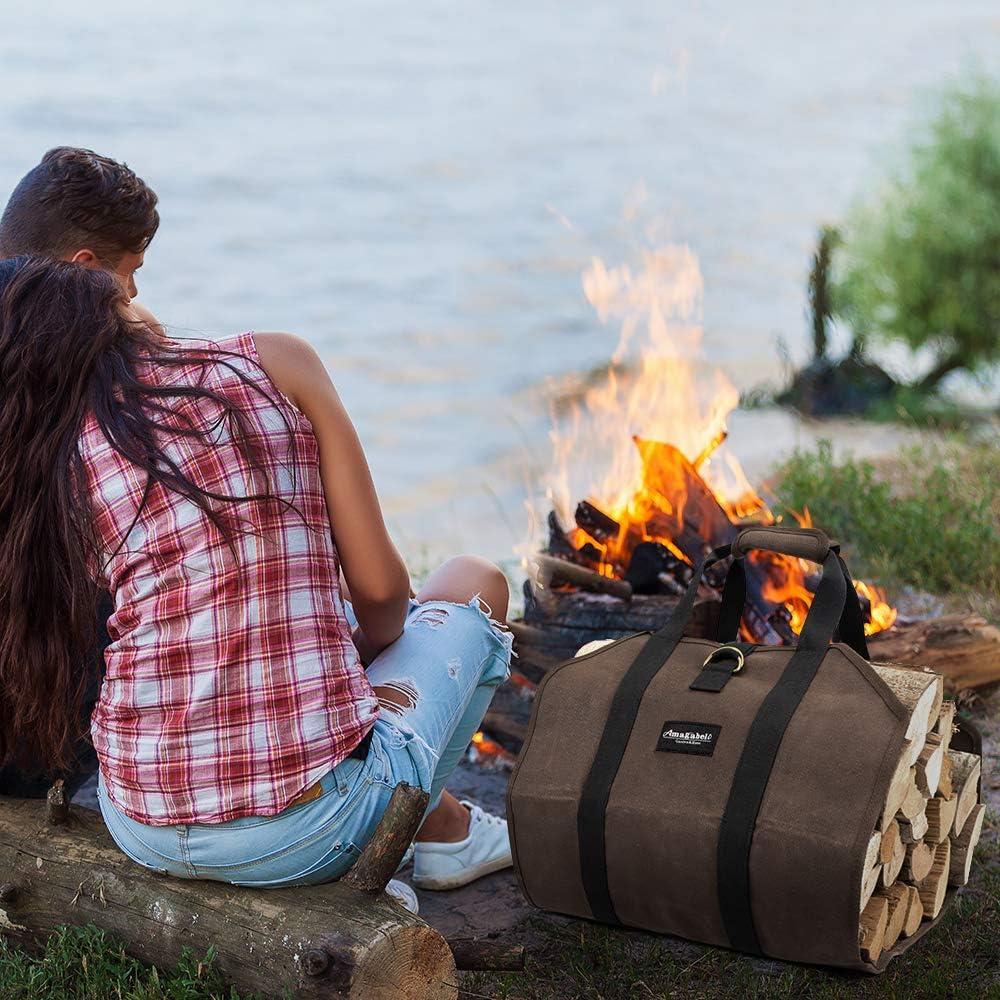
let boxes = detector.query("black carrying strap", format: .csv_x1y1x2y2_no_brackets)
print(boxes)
577,526,857,949
577,544,732,923
716,553,870,659
715,548,848,954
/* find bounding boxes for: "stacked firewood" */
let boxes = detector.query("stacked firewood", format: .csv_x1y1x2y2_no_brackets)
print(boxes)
858,665,984,963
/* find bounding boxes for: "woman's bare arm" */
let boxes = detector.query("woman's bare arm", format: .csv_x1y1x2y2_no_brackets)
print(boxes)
251,331,410,655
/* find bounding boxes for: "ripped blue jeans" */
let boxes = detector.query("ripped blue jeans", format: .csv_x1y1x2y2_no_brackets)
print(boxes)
98,597,512,887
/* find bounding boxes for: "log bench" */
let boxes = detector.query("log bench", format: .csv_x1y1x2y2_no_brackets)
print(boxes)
0,783,462,999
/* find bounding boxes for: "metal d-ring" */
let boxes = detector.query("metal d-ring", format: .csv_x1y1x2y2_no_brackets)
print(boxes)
702,645,746,674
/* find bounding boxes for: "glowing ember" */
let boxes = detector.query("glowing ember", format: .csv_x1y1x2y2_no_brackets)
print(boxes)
468,731,516,771
540,244,895,639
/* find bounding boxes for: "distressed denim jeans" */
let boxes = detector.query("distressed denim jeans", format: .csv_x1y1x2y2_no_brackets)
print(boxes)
98,597,512,887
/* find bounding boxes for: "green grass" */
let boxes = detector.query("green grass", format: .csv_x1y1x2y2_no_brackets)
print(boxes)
769,439,1000,603
0,926,252,1000
462,818,1000,1000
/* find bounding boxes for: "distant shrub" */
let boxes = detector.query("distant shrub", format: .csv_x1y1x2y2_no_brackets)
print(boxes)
834,73,1000,391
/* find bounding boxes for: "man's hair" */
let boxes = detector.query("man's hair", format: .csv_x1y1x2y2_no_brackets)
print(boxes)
0,147,159,264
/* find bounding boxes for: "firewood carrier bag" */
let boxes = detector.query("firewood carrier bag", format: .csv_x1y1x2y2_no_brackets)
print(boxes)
507,525,981,972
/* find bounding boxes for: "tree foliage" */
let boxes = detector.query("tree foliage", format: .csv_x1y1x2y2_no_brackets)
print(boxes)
834,73,1000,390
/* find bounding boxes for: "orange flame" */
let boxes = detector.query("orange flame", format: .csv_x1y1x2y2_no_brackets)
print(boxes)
540,245,896,638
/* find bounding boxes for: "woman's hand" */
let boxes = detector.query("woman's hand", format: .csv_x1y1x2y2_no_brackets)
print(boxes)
251,333,411,657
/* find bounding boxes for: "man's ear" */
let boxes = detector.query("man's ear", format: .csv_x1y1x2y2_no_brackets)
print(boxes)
68,248,101,268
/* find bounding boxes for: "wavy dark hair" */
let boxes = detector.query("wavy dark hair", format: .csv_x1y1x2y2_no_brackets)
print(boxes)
0,256,301,775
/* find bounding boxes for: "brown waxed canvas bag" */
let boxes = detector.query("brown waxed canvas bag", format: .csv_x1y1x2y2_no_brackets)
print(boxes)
507,525,974,972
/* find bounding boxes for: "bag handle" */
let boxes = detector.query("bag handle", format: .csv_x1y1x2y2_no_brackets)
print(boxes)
731,524,832,563
653,525,859,655
716,527,870,658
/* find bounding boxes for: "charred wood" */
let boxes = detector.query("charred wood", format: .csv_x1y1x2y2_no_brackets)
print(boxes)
574,500,620,542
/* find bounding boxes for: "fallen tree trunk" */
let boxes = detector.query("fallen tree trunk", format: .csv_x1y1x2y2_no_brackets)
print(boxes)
0,791,456,999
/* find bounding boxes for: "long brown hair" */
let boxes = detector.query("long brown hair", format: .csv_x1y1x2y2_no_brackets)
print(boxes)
0,256,300,775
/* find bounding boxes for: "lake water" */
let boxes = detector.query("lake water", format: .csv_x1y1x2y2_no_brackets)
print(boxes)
1,2,995,572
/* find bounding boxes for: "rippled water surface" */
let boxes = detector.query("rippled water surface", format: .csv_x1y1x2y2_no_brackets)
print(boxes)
2,2,995,567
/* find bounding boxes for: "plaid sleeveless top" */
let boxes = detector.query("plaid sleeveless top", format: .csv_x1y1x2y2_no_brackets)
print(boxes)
79,331,377,825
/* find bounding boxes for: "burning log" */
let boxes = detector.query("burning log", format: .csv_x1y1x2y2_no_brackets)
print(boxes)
481,708,529,751
634,438,739,564
624,542,689,595
539,435,905,646
467,731,516,772
546,512,594,566
532,554,632,601
574,500,620,543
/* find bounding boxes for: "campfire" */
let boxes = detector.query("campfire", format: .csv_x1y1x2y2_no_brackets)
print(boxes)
468,243,1000,771
534,245,894,645
545,453,896,645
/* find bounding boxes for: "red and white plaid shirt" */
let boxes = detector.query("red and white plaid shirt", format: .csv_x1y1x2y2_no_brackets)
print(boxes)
80,331,377,825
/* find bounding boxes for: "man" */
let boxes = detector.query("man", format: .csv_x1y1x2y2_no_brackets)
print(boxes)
0,147,159,798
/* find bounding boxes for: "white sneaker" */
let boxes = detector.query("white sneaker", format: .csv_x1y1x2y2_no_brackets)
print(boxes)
385,878,419,914
411,801,513,890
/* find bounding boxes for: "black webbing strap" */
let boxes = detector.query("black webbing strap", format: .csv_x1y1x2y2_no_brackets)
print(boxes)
577,545,731,923
834,555,870,659
715,549,847,954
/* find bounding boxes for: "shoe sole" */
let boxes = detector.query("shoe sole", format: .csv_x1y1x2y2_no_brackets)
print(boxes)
411,853,513,891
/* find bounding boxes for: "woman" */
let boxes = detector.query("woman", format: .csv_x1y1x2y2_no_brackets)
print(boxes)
0,256,513,898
